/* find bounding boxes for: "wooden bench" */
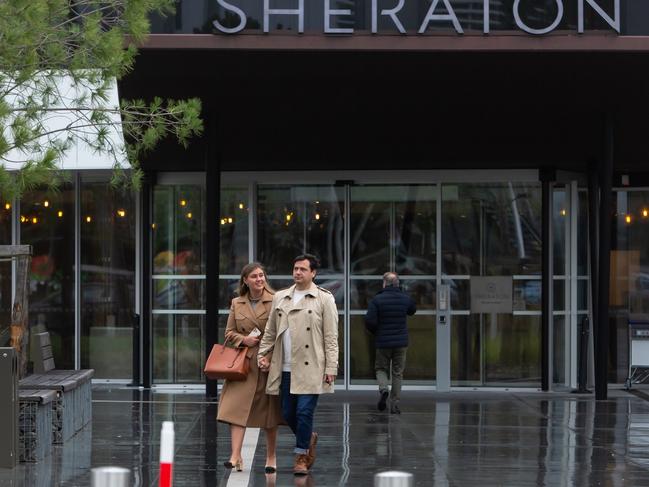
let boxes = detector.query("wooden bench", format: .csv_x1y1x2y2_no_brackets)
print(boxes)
18,389,56,462
19,332,94,445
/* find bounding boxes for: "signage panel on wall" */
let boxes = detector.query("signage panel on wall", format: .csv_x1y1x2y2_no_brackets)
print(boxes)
213,0,621,36
470,276,513,314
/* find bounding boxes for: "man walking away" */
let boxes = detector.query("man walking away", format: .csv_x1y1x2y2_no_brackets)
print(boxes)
258,254,339,475
365,272,416,414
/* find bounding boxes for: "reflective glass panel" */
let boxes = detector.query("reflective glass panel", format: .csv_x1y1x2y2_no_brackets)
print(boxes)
351,278,436,311
152,185,205,276
513,279,541,312
21,186,75,369
483,314,541,385
578,190,589,276
220,186,249,275
610,190,649,382
257,185,344,275
80,183,136,379
153,279,205,310
350,313,435,384
219,279,240,310
442,183,541,276
553,188,567,275
153,314,205,383
350,279,383,310
351,185,436,275
553,316,567,385
451,314,481,385
152,182,206,384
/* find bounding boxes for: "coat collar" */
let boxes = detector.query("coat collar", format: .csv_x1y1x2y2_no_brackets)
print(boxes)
234,288,274,321
286,283,318,299
278,283,319,312
378,285,401,294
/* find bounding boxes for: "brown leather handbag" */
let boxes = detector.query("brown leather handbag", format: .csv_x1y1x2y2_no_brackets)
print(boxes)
204,340,250,381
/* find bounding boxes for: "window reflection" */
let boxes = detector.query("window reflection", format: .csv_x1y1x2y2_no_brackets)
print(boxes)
80,183,136,379
153,314,205,383
152,185,205,276
152,182,206,384
220,186,249,275
351,185,436,275
257,185,344,275
483,314,541,385
21,186,75,369
610,190,649,382
442,183,541,276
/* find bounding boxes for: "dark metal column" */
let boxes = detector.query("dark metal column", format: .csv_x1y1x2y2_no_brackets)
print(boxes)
541,169,553,391
141,173,153,389
205,115,220,399
587,160,599,396
595,120,614,400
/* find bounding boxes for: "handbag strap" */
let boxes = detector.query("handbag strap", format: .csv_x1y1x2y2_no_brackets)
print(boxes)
219,339,248,368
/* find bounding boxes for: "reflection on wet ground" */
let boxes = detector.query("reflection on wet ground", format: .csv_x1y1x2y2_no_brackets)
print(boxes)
2,388,649,486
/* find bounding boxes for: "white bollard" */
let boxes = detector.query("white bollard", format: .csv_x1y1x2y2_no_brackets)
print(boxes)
91,467,131,487
159,421,175,487
374,471,414,487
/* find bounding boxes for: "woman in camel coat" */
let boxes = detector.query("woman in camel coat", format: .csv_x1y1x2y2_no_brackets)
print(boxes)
217,262,283,473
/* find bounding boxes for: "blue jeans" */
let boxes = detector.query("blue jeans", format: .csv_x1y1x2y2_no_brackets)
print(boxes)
281,372,319,454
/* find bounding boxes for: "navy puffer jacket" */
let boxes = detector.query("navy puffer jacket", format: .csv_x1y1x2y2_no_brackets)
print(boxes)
365,286,417,349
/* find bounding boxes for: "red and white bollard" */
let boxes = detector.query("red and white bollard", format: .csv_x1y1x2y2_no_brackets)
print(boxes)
159,421,175,487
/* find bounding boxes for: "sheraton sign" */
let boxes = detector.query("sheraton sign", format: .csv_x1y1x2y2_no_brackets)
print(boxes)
213,0,620,36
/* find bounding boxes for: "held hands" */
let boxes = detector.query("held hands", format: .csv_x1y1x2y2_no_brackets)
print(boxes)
258,355,270,372
241,335,260,347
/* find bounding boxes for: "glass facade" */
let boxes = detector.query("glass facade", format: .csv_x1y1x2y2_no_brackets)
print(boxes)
80,184,136,379
442,183,542,386
610,190,649,383
150,0,644,35
0,172,620,389
152,183,206,383
20,185,76,369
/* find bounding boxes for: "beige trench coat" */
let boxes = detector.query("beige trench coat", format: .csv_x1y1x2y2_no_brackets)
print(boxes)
217,288,283,428
258,283,339,395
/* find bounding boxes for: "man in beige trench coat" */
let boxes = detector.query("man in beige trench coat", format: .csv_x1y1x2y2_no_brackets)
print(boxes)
258,254,338,476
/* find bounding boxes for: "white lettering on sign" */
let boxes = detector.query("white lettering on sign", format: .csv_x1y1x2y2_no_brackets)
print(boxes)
212,0,621,36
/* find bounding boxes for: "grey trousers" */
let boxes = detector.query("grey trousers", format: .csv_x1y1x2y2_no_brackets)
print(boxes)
375,347,407,404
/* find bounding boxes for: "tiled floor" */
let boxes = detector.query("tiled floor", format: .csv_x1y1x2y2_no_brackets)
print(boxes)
2,387,649,486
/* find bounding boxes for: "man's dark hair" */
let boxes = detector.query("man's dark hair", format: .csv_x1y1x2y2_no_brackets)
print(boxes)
293,253,320,271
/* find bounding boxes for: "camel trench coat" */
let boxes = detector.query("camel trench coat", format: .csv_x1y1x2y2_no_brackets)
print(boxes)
258,283,339,395
216,288,283,428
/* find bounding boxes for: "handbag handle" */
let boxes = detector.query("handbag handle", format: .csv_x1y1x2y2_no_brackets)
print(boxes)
220,338,247,369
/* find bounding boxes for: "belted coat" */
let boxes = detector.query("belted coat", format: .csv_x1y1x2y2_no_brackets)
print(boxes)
258,283,339,395
217,288,283,428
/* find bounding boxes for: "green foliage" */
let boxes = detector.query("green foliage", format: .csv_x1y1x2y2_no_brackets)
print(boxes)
0,0,203,199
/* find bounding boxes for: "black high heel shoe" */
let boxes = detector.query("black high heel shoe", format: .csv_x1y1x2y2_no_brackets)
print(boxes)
264,466,277,473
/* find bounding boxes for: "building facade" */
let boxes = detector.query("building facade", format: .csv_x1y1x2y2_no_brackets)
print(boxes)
2,0,649,395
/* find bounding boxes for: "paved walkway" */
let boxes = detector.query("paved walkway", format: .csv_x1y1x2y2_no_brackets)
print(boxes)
2,387,649,486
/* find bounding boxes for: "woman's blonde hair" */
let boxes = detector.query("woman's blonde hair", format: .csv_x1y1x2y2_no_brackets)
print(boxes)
237,262,273,296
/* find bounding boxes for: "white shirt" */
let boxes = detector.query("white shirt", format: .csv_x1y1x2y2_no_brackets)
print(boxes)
282,290,308,372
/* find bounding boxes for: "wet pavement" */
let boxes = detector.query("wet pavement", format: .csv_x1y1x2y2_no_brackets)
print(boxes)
2,387,649,486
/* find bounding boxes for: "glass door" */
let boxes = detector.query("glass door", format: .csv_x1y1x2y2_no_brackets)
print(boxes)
151,178,206,384
440,183,543,387
349,185,437,386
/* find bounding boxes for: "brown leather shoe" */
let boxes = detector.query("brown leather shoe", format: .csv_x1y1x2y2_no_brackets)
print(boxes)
294,454,309,475
306,432,318,468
